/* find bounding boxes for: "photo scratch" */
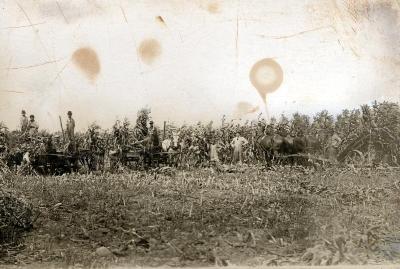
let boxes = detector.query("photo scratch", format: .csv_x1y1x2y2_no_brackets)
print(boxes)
119,5,128,24
0,90,25,94
15,1,53,61
55,1,69,24
1,22,46,30
5,59,61,70
258,25,336,40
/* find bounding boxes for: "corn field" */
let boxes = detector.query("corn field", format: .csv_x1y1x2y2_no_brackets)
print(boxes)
2,101,399,171
1,101,400,268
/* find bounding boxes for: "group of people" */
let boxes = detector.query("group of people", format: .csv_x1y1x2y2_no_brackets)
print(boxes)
19,110,39,136
208,132,249,165
19,110,76,143
164,126,343,166
14,110,342,166
163,130,250,166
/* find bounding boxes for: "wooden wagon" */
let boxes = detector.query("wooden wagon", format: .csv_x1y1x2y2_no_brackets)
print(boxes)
109,144,179,170
27,152,79,175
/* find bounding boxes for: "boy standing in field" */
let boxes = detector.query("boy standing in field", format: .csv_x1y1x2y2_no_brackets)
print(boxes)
209,136,221,165
231,132,248,164
27,115,39,136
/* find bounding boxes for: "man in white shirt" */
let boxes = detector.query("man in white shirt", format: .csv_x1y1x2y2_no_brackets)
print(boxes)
230,132,248,164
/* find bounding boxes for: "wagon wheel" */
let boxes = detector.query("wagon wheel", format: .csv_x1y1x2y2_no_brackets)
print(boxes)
344,150,365,166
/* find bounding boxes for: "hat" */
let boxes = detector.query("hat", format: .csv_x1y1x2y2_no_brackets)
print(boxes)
67,111,72,115
149,120,154,124
21,110,26,114
29,114,34,118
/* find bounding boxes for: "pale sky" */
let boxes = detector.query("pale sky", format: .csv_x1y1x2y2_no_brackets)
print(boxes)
0,0,399,131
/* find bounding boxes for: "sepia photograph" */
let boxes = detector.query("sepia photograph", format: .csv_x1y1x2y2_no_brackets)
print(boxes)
1,0,400,268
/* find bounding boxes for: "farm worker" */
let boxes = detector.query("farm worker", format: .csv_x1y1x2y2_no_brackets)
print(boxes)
66,111,75,142
161,132,174,152
148,120,160,150
171,132,180,151
20,110,29,133
148,120,154,133
210,144,219,162
27,115,39,135
327,129,342,162
53,135,62,150
231,132,248,164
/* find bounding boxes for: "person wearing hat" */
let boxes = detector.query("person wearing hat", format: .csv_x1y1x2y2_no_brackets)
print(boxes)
148,120,154,131
53,134,62,150
66,111,75,143
27,115,39,135
20,110,29,133
148,120,159,150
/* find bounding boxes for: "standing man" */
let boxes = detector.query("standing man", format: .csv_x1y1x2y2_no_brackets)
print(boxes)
144,120,159,167
148,120,155,136
20,110,29,133
148,120,159,148
66,111,75,142
230,132,248,164
27,115,39,135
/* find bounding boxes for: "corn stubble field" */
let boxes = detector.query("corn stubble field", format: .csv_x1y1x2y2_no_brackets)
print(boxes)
1,165,400,268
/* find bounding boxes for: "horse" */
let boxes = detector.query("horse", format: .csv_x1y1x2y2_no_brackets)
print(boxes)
5,150,24,172
257,134,315,166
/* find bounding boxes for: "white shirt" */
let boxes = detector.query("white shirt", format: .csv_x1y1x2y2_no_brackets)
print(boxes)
162,139,171,151
231,137,248,150
210,144,219,162
28,121,39,135
66,118,75,136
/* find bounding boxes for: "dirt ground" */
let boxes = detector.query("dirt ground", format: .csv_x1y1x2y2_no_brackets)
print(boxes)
1,166,400,268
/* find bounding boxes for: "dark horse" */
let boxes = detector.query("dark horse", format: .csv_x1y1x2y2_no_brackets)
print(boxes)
257,134,315,166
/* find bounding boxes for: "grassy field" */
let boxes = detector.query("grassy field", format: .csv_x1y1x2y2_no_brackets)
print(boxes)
1,165,400,268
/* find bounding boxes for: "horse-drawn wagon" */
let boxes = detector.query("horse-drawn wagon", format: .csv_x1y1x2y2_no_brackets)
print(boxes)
257,134,330,167
0,133,102,175
108,141,178,170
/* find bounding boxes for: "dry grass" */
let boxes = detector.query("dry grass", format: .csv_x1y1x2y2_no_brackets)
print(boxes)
1,166,400,267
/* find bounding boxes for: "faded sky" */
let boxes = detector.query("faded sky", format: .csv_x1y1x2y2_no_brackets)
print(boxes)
0,0,399,131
